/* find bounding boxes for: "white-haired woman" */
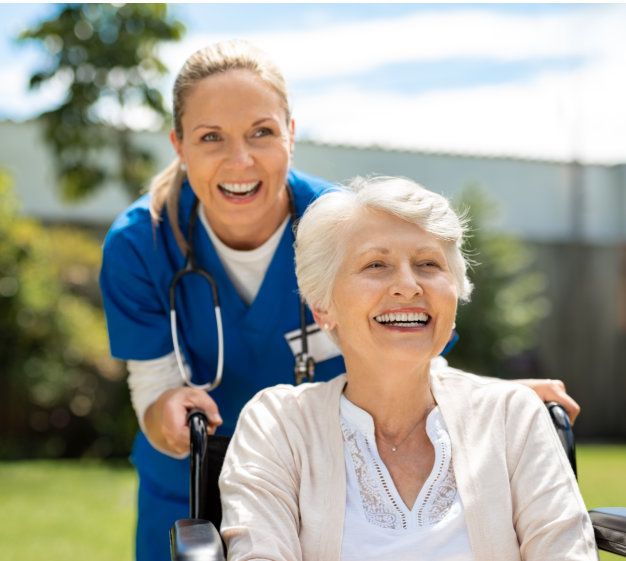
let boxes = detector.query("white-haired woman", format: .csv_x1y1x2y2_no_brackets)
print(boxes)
219,176,596,561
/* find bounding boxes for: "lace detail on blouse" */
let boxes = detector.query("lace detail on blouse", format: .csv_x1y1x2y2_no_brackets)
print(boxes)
418,447,457,526
341,401,457,531
342,425,406,529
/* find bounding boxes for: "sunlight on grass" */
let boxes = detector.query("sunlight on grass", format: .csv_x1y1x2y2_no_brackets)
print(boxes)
0,460,136,561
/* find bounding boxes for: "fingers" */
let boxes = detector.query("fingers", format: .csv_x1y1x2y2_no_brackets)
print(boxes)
182,390,223,434
548,380,581,424
145,388,223,455
515,378,581,425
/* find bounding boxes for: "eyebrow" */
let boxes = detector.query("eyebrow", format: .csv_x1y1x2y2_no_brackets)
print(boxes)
354,244,445,258
191,117,277,133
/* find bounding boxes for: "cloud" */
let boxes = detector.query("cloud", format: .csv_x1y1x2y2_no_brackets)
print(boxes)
294,57,626,163
169,4,626,82
157,4,626,164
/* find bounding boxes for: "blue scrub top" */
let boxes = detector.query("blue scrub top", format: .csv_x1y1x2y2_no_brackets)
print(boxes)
100,169,346,561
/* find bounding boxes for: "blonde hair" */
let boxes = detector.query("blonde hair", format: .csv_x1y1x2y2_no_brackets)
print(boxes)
295,176,473,345
148,40,292,253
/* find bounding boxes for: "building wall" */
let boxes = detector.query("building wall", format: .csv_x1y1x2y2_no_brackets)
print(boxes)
294,142,626,244
2,120,624,438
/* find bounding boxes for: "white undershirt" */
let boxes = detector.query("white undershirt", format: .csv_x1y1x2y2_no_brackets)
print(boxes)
198,202,290,306
340,397,474,561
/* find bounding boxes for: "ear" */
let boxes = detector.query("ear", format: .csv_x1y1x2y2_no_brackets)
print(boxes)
170,129,183,160
288,119,295,156
312,307,335,331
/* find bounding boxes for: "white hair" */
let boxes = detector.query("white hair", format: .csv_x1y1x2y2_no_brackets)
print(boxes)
295,176,473,329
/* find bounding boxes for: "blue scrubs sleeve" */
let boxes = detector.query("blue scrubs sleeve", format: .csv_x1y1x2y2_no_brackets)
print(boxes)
100,210,175,360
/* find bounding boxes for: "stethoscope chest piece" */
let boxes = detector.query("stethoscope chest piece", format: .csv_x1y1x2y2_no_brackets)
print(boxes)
294,353,315,385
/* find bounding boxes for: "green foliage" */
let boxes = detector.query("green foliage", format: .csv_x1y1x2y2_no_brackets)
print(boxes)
447,184,550,378
18,3,185,200
0,170,134,459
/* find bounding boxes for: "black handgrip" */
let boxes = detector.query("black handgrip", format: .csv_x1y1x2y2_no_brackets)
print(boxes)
186,409,231,525
187,409,209,520
546,401,577,478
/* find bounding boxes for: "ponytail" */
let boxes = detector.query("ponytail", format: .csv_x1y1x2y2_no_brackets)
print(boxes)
148,158,188,256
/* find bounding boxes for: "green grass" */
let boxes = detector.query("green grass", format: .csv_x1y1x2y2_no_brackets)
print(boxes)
0,459,136,561
577,445,626,561
0,446,624,560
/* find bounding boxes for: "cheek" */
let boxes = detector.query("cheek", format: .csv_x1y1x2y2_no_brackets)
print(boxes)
267,144,291,168
433,279,458,315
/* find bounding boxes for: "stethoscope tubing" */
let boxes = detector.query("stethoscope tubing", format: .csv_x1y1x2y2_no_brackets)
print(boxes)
169,265,224,391
169,196,225,391
170,185,314,391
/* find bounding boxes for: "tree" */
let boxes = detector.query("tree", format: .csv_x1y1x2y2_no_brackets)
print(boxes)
0,169,134,459
447,184,550,378
19,3,185,200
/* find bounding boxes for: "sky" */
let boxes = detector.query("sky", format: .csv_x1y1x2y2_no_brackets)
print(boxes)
2,2,626,165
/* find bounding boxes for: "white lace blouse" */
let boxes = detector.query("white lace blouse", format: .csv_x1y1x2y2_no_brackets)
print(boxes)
339,395,474,560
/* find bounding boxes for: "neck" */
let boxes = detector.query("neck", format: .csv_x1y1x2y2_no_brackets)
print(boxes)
343,357,435,437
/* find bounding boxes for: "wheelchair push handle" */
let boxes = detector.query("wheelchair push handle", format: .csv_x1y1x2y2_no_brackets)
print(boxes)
185,407,231,525
187,408,210,520
187,408,209,433
545,401,577,478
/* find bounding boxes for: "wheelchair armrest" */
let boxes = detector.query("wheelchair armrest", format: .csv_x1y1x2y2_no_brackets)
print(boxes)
589,507,626,556
170,518,225,561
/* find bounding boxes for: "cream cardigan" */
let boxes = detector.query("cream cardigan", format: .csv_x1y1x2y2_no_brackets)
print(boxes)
219,368,597,561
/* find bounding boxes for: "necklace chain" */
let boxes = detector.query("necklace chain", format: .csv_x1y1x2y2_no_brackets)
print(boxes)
377,404,435,452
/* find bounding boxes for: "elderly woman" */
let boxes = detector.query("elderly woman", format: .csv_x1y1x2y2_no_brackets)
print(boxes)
219,176,597,560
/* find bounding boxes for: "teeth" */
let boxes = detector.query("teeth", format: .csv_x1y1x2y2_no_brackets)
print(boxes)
375,312,429,325
219,181,260,195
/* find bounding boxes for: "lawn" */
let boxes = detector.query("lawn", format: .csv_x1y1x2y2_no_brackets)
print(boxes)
0,459,136,561
577,445,626,560
0,445,624,560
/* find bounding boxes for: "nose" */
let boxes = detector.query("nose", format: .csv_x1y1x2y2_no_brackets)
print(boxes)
225,138,254,168
390,262,423,298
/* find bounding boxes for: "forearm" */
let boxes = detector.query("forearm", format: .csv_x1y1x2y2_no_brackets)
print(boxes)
127,353,187,458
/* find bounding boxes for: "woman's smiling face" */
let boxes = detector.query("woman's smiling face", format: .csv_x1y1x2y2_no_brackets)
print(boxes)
171,68,294,249
318,209,458,367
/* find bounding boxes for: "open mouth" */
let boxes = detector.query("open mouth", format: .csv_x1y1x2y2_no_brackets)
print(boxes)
218,181,261,198
374,312,430,327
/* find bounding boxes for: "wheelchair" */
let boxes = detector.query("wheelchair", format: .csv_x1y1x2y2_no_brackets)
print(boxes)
170,403,626,560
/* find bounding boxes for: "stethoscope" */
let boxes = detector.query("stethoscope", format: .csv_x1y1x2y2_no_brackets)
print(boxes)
169,185,315,392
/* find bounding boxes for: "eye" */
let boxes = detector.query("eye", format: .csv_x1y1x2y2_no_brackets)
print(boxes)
364,261,386,270
253,127,273,138
201,131,221,142
419,259,444,270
